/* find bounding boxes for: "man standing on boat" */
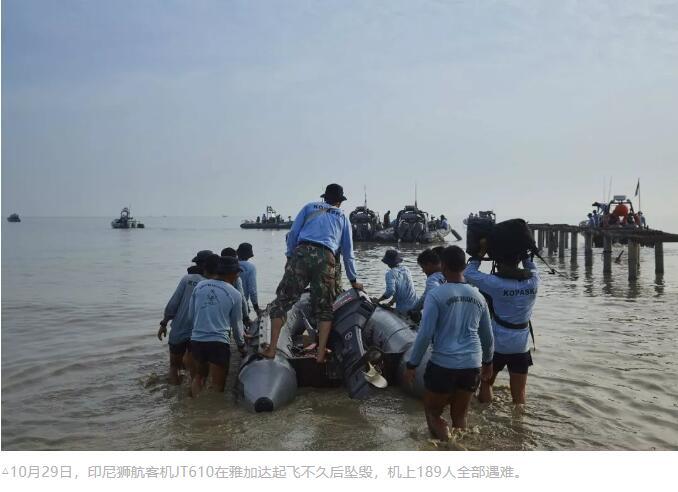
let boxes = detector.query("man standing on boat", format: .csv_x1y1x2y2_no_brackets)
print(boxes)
263,184,363,363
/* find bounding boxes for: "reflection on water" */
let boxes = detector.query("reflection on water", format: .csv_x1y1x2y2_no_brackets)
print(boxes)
2,218,678,450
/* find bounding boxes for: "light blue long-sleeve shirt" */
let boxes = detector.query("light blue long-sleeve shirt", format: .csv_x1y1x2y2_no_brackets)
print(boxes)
383,265,417,313
164,273,204,343
188,279,245,346
464,259,539,354
412,271,446,311
408,282,494,369
286,201,358,282
239,260,258,306
235,276,249,318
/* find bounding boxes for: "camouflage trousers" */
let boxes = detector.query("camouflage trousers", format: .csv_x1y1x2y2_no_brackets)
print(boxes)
270,244,337,322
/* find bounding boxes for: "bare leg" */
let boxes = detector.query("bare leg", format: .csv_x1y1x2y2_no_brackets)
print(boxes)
168,352,183,385
315,320,333,363
183,351,195,379
509,372,528,404
262,317,284,358
478,369,499,403
423,391,451,440
449,390,474,428
209,363,228,392
190,361,208,398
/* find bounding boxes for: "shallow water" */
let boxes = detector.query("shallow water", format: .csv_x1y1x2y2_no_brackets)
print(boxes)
2,217,677,450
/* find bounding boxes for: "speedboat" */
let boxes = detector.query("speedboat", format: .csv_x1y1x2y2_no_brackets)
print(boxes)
236,289,431,412
7,213,21,223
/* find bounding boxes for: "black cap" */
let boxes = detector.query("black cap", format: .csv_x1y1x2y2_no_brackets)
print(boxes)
381,249,403,267
237,242,254,259
218,256,243,274
321,183,347,203
221,247,237,258
192,250,214,264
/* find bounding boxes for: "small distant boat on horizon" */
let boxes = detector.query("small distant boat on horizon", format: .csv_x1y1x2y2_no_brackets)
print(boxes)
7,213,21,223
241,206,293,230
111,207,145,229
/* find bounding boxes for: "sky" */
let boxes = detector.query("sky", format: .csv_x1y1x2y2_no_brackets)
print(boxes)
2,0,678,230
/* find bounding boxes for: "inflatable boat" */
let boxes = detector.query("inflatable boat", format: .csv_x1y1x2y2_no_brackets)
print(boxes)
349,206,382,241
236,289,431,412
373,206,457,243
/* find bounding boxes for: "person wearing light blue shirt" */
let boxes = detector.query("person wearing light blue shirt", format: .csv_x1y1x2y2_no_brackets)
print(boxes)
404,246,494,435
157,249,211,385
237,243,261,315
221,247,252,326
464,240,539,405
188,255,246,397
411,248,447,313
375,249,417,314
266,184,363,363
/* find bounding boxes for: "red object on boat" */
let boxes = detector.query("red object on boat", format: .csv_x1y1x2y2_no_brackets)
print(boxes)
612,204,629,217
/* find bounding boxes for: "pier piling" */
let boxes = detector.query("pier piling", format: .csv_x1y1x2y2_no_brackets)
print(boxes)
571,232,578,261
655,242,664,274
603,236,612,274
559,231,566,259
628,241,639,280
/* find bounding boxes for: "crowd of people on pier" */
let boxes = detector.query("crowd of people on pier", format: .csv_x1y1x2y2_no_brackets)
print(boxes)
157,183,539,440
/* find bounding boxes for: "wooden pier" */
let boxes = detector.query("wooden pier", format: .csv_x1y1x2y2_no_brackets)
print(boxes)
528,224,678,281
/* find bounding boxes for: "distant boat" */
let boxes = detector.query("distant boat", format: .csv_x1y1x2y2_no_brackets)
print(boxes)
241,206,293,230
222,215,228,218
7,213,21,223
373,205,453,243
111,207,145,229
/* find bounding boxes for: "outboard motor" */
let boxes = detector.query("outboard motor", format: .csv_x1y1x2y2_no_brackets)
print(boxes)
329,289,377,399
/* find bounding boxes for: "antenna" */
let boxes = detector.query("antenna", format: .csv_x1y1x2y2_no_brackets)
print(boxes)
364,185,367,208
414,182,418,209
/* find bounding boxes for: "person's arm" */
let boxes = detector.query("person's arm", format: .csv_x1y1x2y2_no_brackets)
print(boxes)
340,215,359,286
412,274,437,312
406,294,438,368
478,301,494,365
286,205,308,257
162,276,187,324
236,277,250,324
230,291,245,349
187,290,196,328
378,270,395,302
522,258,539,280
463,259,500,292
248,264,259,306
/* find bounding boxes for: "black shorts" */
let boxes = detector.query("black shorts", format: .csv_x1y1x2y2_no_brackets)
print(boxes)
191,341,231,375
169,339,191,355
493,351,533,375
423,361,480,394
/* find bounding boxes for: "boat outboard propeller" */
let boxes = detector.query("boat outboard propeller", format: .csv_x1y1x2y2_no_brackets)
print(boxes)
363,363,388,388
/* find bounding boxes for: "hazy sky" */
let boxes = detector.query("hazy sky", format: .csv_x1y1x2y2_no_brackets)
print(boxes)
3,0,678,229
